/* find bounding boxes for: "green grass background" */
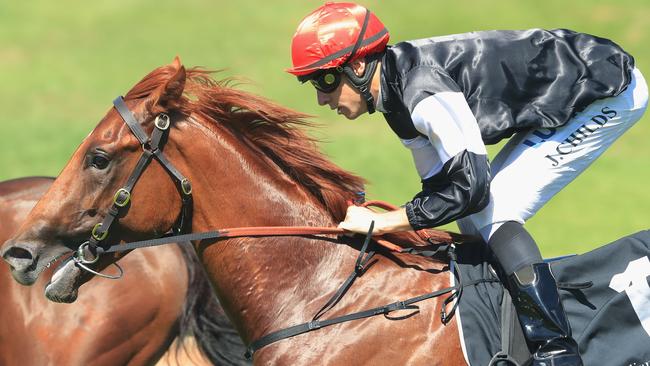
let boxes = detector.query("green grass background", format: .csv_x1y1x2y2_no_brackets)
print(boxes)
1,0,648,256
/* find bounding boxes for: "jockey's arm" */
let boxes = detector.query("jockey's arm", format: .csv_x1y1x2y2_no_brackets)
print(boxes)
404,92,491,230
338,92,490,234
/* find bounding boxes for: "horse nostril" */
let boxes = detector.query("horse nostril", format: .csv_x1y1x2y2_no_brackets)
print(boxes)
3,246,34,261
2,244,37,274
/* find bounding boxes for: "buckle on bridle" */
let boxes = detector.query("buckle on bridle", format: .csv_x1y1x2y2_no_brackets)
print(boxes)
75,241,100,264
181,178,192,195
155,113,170,130
91,223,109,241
113,188,131,207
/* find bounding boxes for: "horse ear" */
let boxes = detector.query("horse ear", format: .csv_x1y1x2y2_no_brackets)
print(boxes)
151,57,186,111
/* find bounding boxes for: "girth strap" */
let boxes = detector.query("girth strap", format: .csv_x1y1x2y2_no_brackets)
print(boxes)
488,290,524,366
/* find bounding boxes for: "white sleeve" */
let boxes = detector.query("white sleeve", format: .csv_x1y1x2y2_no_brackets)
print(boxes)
410,92,487,163
400,136,444,180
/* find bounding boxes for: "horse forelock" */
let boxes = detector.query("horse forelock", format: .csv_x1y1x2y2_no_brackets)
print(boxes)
123,63,365,221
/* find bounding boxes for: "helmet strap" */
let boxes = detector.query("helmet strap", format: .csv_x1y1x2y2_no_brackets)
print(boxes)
341,55,380,114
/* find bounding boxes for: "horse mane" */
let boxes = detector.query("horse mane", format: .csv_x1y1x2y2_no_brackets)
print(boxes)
122,62,472,266
175,242,250,366
125,63,365,221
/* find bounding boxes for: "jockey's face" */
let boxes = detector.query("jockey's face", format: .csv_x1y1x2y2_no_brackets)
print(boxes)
316,59,368,120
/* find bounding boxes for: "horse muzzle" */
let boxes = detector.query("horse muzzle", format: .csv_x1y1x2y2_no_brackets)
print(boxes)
45,257,82,303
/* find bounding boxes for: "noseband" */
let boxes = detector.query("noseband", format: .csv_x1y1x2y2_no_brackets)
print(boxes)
74,96,193,273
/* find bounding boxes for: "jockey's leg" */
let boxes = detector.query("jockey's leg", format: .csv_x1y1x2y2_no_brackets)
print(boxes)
489,221,581,366
464,68,648,365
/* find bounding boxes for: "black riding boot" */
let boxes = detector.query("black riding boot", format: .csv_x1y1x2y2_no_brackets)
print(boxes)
507,262,583,366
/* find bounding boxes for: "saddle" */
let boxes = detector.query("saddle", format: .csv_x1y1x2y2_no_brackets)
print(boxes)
454,230,650,365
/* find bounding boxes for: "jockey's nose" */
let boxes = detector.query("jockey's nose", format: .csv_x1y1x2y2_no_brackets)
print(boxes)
317,90,329,106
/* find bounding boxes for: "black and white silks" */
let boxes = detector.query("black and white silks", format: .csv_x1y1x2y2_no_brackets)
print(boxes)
376,29,635,230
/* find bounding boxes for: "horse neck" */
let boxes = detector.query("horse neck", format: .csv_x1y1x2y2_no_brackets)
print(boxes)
176,117,335,227
172,117,360,342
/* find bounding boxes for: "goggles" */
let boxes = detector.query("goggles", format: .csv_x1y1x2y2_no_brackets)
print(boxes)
300,69,342,94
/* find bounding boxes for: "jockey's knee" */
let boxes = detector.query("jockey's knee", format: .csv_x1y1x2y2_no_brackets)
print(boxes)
486,221,542,276
477,220,523,243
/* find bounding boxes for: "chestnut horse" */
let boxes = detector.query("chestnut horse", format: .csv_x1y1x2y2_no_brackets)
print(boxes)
2,59,466,365
0,177,248,366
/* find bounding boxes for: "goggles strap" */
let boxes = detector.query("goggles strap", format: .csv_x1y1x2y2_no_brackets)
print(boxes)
341,55,379,114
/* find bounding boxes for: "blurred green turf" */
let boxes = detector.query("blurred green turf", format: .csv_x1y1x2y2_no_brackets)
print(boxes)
1,0,648,256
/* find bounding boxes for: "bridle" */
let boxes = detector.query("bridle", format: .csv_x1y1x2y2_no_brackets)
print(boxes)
74,96,194,274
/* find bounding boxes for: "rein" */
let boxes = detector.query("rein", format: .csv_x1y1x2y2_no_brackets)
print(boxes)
72,97,492,360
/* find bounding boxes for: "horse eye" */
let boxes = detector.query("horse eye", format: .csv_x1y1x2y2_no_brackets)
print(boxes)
91,154,110,170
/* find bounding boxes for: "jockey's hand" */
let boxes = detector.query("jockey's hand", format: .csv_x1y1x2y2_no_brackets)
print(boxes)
338,206,412,235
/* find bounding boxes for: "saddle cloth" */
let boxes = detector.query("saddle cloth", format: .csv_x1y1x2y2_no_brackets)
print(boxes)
454,230,650,366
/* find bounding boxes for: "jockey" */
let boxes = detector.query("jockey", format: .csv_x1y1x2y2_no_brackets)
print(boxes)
287,2,648,365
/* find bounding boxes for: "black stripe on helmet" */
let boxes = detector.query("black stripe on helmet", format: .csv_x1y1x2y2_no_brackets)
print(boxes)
292,11,388,72
342,8,371,65
293,27,388,71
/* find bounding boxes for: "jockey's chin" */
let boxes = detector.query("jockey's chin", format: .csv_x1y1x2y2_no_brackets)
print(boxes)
338,103,367,120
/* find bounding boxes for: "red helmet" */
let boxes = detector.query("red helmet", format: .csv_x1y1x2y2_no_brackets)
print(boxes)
287,2,389,77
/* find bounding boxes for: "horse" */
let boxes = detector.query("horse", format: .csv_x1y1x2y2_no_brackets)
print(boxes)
0,176,249,366
2,58,468,365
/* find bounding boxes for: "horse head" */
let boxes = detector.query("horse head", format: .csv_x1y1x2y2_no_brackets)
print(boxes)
1,58,191,302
